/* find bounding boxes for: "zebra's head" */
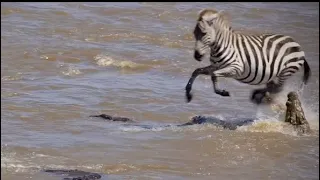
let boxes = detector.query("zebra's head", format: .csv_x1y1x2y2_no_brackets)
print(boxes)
193,9,224,61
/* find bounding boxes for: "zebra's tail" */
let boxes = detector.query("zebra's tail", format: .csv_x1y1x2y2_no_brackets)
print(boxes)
303,58,311,85
298,58,311,95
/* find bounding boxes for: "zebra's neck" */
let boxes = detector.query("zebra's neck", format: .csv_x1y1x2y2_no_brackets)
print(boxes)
210,24,236,67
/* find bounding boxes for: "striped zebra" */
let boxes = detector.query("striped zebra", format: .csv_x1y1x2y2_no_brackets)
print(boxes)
185,9,311,104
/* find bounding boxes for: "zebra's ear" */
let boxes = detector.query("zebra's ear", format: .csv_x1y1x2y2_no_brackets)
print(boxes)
197,9,205,16
217,10,231,22
217,10,225,17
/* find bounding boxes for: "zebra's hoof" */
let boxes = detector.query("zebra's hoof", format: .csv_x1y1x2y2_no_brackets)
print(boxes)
251,93,264,104
186,93,193,103
221,90,230,97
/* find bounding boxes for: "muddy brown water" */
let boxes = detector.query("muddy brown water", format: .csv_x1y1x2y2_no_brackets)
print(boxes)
1,2,319,180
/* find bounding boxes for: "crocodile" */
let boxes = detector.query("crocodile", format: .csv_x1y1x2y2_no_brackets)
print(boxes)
285,91,311,134
43,169,102,180
90,114,255,130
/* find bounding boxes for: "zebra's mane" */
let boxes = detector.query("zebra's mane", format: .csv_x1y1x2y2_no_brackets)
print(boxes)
197,9,219,21
197,9,267,36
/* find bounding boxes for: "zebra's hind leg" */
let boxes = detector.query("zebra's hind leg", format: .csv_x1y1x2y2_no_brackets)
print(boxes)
266,80,284,94
251,79,285,104
251,88,268,104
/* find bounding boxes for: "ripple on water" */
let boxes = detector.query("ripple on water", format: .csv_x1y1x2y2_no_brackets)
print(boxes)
99,32,187,49
40,54,81,63
101,163,177,174
1,72,23,81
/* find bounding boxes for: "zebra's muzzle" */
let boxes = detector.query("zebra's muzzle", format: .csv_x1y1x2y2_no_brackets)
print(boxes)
194,51,203,61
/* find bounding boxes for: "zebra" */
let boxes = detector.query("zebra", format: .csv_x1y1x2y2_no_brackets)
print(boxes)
185,9,311,104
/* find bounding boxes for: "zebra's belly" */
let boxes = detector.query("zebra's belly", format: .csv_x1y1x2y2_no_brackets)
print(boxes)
235,65,276,86
234,78,273,86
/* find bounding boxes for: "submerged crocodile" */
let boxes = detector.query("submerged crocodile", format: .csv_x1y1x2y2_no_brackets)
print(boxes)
90,114,255,130
43,169,102,180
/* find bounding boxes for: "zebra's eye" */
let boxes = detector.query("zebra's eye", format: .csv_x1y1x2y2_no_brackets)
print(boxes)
193,24,206,40
207,21,213,26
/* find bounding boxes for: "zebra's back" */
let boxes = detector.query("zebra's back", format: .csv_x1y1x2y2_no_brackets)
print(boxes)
234,33,305,85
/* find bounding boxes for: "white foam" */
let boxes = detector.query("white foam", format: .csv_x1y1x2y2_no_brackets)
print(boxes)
236,118,298,136
119,123,225,133
94,53,144,69
1,155,41,173
62,65,82,76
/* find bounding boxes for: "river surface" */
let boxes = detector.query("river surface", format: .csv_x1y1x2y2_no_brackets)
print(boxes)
1,2,319,180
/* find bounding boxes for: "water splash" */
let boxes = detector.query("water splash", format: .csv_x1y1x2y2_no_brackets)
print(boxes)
278,79,319,130
236,118,298,136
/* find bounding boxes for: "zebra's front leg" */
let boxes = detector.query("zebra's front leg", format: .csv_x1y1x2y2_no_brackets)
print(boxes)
208,65,241,97
211,76,230,96
185,65,214,103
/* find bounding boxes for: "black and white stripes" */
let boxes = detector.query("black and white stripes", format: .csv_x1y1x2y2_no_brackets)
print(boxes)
185,9,311,104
